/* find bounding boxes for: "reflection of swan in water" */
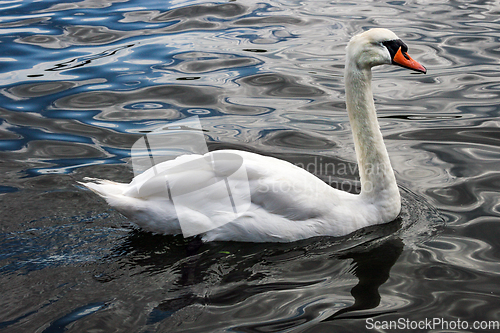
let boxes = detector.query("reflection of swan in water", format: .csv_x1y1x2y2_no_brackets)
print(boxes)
322,238,403,321
127,234,404,331
232,239,404,332
81,28,426,242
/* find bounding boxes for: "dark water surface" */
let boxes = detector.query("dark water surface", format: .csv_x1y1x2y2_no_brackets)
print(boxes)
1,0,500,332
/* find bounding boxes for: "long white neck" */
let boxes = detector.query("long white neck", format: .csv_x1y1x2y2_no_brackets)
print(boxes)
345,60,400,216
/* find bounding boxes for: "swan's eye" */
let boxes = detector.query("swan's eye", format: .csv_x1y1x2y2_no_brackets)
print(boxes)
382,39,409,59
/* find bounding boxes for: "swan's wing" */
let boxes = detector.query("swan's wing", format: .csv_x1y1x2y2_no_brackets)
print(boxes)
235,150,342,220
199,150,364,242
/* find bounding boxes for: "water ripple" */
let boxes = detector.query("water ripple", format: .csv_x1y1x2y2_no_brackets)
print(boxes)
1,0,500,331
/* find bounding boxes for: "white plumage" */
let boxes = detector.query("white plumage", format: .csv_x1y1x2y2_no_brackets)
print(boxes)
81,28,426,242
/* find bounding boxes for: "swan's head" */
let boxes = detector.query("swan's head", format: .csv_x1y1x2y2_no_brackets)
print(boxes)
347,28,426,74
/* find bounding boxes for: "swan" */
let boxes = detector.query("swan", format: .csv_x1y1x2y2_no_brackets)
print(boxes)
80,28,426,243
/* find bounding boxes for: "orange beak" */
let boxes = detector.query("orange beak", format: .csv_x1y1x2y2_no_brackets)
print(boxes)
393,47,426,74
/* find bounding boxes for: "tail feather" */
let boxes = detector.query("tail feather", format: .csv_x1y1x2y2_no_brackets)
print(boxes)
79,177,182,235
79,177,128,197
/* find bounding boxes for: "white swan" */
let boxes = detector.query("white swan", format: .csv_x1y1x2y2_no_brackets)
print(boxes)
81,28,426,243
